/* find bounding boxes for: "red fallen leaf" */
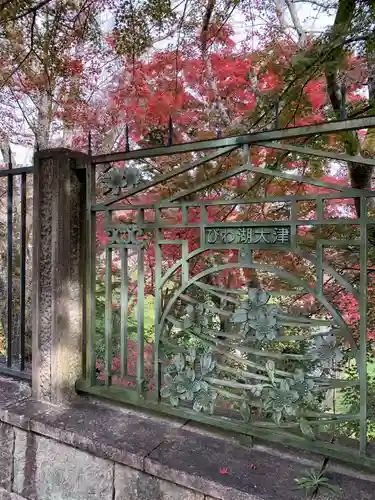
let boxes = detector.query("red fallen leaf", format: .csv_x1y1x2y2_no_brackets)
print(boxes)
249,464,257,470
219,467,229,475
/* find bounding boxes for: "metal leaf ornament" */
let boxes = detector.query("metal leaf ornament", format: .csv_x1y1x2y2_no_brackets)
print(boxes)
103,166,141,195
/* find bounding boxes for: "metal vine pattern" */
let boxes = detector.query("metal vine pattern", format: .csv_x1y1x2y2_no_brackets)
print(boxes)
106,225,148,247
82,117,375,469
161,287,340,437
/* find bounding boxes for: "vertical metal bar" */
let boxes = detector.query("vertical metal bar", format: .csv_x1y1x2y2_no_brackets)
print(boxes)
200,204,208,245
125,124,130,152
167,117,173,147
359,197,368,455
290,200,297,250
317,197,324,219
137,244,145,396
181,241,188,284
243,144,250,164
7,155,13,367
316,198,325,297
316,242,323,298
274,96,279,129
104,246,113,386
181,205,188,225
85,162,97,385
200,204,208,224
19,172,27,371
120,247,129,377
154,219,162,401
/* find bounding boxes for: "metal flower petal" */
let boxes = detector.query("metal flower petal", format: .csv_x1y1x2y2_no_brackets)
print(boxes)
175,368,201,399
248,288,270,306
263,378,299,423
309,334,344,369
193,387,218,414
231,288,281,341
230,308,249,324
160,373,182,406
290,370,316,403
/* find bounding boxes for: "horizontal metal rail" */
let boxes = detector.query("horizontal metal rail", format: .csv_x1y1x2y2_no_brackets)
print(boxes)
91,116,375,164
0,166,33,176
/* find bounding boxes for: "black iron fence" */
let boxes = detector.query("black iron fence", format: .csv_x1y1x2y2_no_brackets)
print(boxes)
0,161,33,380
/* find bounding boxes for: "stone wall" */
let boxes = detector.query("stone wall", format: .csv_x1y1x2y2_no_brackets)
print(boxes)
0,377,374,500
1,426,205,500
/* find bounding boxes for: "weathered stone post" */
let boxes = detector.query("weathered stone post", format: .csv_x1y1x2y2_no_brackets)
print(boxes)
32,149,88,404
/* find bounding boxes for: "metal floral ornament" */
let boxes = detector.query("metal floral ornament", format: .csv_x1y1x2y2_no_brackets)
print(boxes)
161,352,217,414
230,288,282,340
166,368,202,404
309,333,344,369
290,369,316,404
160,373,184,407
193,383,218,413
263,379,300,425
102,166,141,195
162,287,335,439
184,302,215,329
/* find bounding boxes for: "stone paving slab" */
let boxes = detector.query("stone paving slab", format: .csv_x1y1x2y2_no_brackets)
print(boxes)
145,428,375,500
0,376,30,408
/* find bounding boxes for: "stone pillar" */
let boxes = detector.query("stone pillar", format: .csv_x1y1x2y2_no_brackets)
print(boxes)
32,149,88,404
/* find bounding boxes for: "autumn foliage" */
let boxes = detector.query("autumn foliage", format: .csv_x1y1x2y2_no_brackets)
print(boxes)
0,4,373,374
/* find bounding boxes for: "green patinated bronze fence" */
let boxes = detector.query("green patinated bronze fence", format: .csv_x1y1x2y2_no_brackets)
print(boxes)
77,117,375,468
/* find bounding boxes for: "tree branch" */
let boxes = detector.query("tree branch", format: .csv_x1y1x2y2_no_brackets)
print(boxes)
0,10,37,90
5,0,52,22
284,0,306,42
324,0,374,216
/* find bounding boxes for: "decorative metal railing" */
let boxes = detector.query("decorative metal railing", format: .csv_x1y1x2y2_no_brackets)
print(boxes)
78,117,375,468
0,160,33,380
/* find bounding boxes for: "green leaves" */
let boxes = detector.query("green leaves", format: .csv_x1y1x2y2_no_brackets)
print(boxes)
294,469,340,496
114,0,176,57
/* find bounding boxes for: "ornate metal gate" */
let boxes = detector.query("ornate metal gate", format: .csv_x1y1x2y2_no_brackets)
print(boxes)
79,117,375,468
